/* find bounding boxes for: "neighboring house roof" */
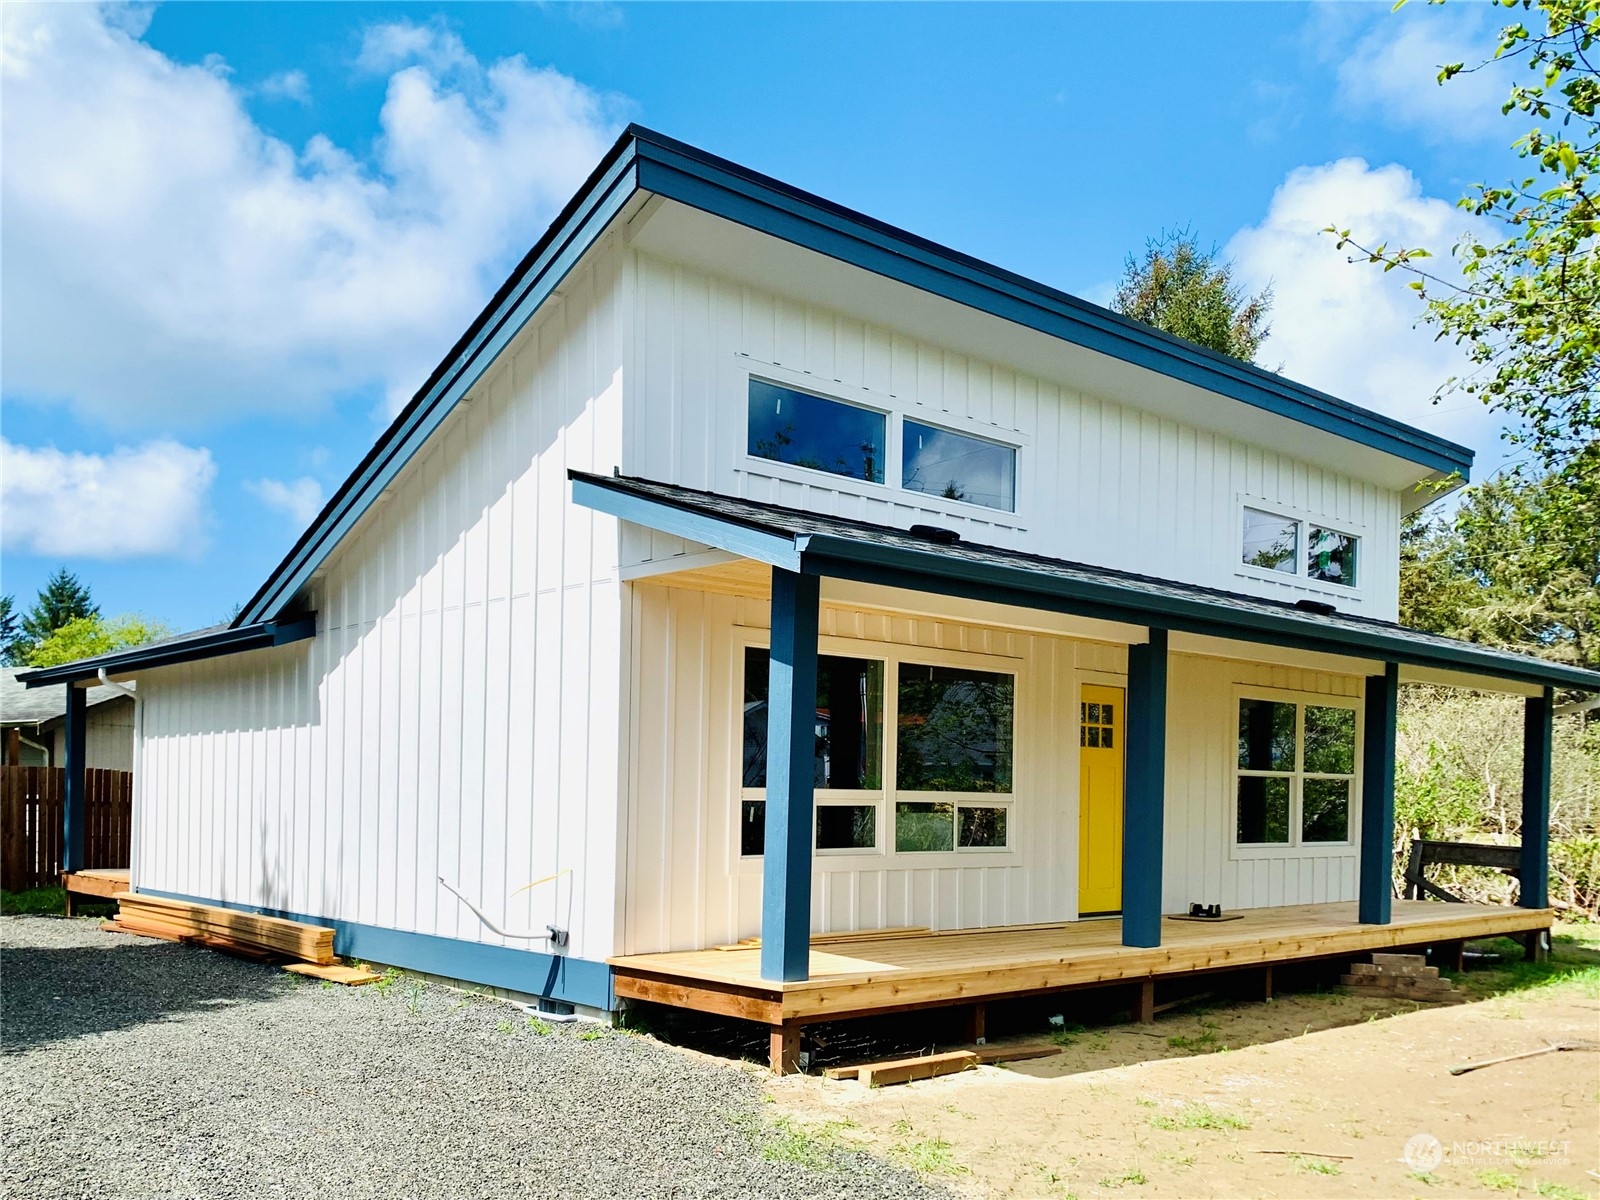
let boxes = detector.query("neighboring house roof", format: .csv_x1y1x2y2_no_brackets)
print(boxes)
15,617,317,689
570,471,1600,695
1,668,130,725
231,125,1475,632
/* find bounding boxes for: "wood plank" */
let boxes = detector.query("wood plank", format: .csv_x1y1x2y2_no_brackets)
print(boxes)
859,1050,978,1087
285,962,383,986
611,971,783,1025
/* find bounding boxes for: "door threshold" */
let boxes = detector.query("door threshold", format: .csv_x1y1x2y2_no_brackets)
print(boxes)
1078,910,1122,920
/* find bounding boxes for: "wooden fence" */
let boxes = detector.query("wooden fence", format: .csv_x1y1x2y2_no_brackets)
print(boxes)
1,767,132,891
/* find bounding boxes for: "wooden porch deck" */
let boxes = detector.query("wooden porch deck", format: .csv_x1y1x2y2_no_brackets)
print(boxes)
610,901,1551,1033
61,867,130,915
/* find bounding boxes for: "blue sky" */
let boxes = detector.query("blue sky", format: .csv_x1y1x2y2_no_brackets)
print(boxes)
1,2,1529,631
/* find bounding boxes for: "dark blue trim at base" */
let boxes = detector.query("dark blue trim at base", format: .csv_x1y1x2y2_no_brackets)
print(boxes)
135,888,614,1012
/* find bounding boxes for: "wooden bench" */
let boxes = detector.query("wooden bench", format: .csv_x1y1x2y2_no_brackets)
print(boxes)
1402,839,1521,903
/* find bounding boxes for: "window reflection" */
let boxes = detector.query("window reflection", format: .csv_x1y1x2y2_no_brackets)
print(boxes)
743,648,885,789
748,380,884,483
901,420,1016,511
1242,507,1298,573
1307,526,1358,587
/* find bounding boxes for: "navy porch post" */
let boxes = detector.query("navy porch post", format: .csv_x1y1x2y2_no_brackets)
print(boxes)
1519,687,1553,910
1359,663,1399,925
63,683,88,873
760,568,820,983
1122,628,1168,948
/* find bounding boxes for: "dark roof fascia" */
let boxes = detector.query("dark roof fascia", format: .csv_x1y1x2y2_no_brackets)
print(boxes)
572,471,1600,694
18,616,317,687
233,138,646,627
625,128,1474,479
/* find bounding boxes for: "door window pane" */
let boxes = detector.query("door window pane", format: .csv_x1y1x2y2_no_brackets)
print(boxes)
1307,526,1358,587
897,664,1015,792
1243,508,1298,573
748,379,885,483
817,805,876,851
901,420,1016,512
741,800,765,857
1238,698,1295,772
958,806,1008,848
1304,705,1356,774
1237,776,1291,843
743,648,884,789
1302,778,1350,842
895,801,954,852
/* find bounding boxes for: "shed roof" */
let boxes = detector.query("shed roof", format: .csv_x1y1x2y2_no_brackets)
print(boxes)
570,471,1600,695
1,668,129,725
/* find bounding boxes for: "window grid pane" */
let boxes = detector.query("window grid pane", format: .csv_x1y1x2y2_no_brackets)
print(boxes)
748,379,885,483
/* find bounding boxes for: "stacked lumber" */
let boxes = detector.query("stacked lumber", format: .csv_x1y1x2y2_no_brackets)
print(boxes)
106,892,335,966
1340,952,1455,1001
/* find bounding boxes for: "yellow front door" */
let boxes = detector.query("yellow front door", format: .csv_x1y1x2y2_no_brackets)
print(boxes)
1078,685,1124,915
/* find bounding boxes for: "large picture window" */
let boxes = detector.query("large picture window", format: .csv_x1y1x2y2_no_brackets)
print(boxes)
1235,695,1357,848
747,379,885,484
740,648,1016,858
901,420,1016,512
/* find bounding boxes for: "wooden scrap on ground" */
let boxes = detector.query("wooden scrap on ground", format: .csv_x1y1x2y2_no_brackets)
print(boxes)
112,892,335,964
1449,1039,1597,1076
824,1040,1061,1082
284,961,383,986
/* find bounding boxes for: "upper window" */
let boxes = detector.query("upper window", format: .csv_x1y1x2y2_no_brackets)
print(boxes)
1242,508,1298,574
1236,696,1357,848
747,380,885,484
901,420,1016,512
1241,506,1359,589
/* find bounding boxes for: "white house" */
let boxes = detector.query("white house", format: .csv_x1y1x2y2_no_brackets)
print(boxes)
24,128,1596,1065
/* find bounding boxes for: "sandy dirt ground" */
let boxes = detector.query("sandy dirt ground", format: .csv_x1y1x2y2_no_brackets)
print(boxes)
768,957,1600,1199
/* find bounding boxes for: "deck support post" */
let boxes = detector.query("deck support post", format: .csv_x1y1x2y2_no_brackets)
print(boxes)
1519,687,1553,912
1122,628,1167,948
964,1003,987,1045
760,568,820,984
769,1022,802,1075
1359,663,1399,925
62,683,88,874
1133,978,1156,1024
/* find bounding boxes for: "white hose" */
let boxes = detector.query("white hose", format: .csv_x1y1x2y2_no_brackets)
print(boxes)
437,875,564,943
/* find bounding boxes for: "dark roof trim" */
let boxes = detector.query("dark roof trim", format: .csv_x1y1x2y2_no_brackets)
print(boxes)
238,124,1471,629
572,471,1600,694
18,616,317,687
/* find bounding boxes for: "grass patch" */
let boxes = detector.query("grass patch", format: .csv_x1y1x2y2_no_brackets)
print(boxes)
1096,1167,1147,1188
577,1027,610,1041
525,1016,552,1035
887,1119,968,1177
1408,1170,1438,1186
737,1114,858,1171
1148,1101,1249,1131
0,886,68,916
1533,1181,1587,1200
1049,1022,1087,1047
1476,1168,1520,1190
1290,1154,1342,1175
1456,928,1600,1001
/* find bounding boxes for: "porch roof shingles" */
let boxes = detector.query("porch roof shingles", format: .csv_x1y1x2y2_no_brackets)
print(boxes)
571,470,1600,693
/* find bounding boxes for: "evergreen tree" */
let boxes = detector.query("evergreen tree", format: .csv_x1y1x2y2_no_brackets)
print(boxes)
0,595,20,666
20,569,99,647
1112,230,1273,363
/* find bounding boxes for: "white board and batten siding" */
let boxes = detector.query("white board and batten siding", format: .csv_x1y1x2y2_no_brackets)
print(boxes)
133,244,632,967
619,577,1367,957
619,248,1402,621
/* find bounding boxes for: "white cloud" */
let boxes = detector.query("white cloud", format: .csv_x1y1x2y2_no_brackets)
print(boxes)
355,19,471,76
0,7,622,429
0,438,216,559
1325,3,1515,142
258,68,310,105
244,475,324,526
1226,158,1501,456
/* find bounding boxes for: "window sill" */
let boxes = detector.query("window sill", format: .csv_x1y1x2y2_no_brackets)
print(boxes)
1229,842,1357,860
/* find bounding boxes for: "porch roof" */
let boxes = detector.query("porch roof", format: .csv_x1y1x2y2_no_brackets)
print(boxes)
571,471,1600,694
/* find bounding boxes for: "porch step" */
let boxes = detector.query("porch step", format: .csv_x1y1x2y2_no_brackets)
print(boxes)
1341,952,1455,1000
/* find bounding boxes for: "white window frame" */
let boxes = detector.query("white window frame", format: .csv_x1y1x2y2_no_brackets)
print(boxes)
736,359,1029,527
735,633,1022,869
1234,495,1366,598
1229,685,1362,859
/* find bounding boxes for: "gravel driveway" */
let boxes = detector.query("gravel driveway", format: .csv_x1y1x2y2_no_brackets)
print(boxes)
1,916,949,1200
